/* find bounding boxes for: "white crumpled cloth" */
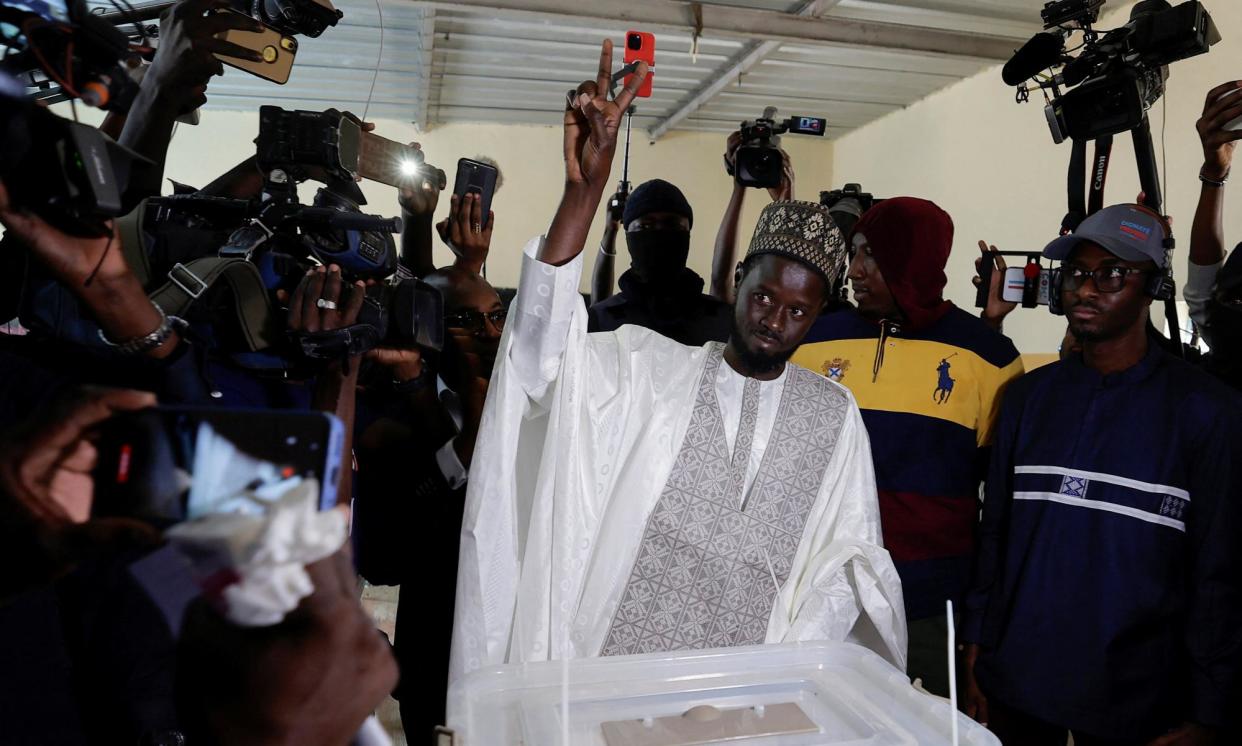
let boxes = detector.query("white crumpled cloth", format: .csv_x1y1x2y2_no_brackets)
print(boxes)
166,476,346,626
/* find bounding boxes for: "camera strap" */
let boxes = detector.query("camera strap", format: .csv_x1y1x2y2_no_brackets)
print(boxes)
148,257,280,352
117,201,153,287
1088,134,1112,215
1063,137,1089,234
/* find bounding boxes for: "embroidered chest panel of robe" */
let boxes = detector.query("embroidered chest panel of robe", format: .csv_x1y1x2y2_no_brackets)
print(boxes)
600,346,847,655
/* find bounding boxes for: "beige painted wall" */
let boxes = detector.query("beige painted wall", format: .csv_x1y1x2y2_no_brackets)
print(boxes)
125,109,833,294
831,0,1242,353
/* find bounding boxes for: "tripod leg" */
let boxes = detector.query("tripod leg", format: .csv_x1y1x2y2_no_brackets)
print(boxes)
1132,117,1163,213
1132,117,1184,357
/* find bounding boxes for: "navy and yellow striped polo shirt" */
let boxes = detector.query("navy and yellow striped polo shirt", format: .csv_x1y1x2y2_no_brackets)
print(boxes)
792,304,1023,619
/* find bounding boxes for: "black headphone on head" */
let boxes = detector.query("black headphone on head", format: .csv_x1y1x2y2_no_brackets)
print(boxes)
1048,206,1176,315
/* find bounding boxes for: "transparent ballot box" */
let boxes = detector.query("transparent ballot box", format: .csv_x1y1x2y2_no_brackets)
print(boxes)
446,641,1000,745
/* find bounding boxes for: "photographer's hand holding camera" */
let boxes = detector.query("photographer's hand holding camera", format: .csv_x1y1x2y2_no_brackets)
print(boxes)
0,184,183,360
437,191,494,275
285,264,368,504
397,142,442,278
973,240,1019,332
711,131,794,303
121,0,265,185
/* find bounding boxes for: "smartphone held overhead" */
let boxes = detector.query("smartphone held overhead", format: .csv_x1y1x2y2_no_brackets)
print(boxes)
357,132,448,191
212,10,299,85
1221,85,1242,132
625,30,655,98
453,158,500,220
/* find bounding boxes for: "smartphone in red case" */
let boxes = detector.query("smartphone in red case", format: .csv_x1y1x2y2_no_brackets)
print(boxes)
624,30,655,98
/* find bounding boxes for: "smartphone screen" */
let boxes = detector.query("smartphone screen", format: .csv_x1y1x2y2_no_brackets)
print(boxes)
212,11,299,85
452,158,499,221
1001,266,1051,305
93,407,345,525
624,30,654,98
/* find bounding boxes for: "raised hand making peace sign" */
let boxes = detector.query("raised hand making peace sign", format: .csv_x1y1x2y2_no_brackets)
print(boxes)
563,39,649,192
541,39,649,267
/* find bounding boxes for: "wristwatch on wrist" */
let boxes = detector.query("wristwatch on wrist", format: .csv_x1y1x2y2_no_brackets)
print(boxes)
98,305,185,355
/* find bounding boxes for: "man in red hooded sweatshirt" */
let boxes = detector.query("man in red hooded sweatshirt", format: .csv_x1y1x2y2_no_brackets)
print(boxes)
791,197,1023,695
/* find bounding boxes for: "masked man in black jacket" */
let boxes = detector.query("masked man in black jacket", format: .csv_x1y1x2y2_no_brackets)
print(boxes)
587,179,732,345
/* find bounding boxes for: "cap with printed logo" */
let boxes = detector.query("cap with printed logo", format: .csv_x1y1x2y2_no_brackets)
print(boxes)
1042,204,1169,269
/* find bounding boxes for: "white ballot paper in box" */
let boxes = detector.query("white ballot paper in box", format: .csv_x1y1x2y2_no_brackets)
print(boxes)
446,641,999,746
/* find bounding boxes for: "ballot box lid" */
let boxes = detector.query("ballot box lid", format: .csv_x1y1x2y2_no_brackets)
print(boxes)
445,641,999,745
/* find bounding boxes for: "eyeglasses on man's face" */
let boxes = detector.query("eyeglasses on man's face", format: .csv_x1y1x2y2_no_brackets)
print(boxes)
445,308,508,336
1062,265,1145,294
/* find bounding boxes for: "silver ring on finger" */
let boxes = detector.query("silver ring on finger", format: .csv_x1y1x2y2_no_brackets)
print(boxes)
471,222,482,234
317,298,339,310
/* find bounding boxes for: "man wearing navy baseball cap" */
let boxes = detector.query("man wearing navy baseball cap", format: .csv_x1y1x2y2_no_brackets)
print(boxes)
961,203,1242,745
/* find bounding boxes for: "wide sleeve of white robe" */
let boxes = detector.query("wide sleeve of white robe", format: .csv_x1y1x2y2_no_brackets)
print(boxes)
450,235,643,682
767,395,908,670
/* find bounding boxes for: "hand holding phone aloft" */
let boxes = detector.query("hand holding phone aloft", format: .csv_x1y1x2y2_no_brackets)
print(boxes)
1198,81,1242,180
212,11,299,85
624,30,655,99
1217,84,1242,132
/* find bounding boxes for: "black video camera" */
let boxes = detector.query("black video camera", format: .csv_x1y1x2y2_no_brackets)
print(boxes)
732,107,826,189
1005,0,1219,143
256,106,447,191
819,183,880,244
256,106,363,185
0,86,150,236
238,0,342,38
132,108,445,362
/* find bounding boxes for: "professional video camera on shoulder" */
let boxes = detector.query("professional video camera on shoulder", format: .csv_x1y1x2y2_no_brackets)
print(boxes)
1003,0,1220,144
731,107,826,189
136,106,445,366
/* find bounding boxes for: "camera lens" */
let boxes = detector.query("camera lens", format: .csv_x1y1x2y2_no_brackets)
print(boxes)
628,34,642,51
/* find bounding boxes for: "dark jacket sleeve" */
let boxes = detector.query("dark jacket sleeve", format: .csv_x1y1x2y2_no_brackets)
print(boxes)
1184,392,1242,727
961,376,1027,644
352,392,466,587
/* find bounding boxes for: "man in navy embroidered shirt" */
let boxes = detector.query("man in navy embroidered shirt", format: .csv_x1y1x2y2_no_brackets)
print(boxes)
962,204,1242,746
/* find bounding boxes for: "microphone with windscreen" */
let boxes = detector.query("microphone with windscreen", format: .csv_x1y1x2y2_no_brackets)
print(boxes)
1001,32,1067,86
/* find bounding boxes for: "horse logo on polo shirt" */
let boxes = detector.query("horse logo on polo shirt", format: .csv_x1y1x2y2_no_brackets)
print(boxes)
934,355,957,404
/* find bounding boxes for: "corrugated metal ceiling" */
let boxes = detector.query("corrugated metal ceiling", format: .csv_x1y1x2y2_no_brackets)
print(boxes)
90,0,1043,138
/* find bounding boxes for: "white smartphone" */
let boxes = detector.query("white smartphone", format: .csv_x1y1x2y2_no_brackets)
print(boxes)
1002,266,1051,305
1220,86,1242,132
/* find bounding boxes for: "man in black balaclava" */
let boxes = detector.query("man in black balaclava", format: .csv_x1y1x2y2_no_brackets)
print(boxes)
586,179,732,346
